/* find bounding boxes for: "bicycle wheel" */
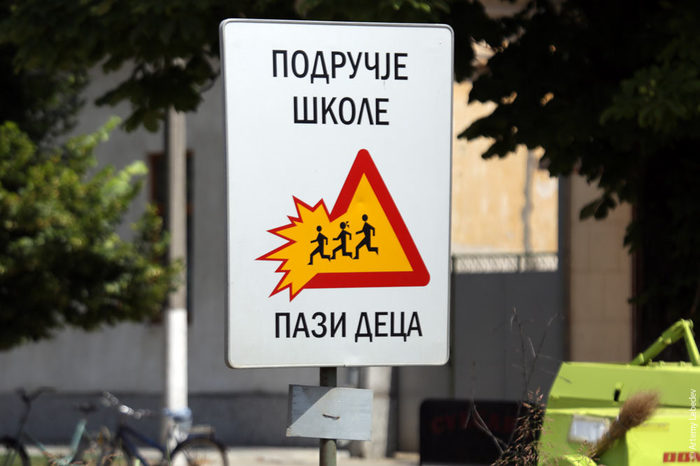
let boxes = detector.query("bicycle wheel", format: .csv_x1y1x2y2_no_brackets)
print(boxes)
0,437,28,466
170,437,227,466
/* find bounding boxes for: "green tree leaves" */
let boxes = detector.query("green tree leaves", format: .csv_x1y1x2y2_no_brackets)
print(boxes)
463,0,700,345
0,0,298,131
0,121,178,350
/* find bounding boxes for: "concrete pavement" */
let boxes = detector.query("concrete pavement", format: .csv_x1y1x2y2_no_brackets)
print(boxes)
26,445,420,466
225,448,419,466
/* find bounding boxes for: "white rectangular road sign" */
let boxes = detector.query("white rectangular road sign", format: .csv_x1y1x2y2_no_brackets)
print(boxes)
221,19,453,368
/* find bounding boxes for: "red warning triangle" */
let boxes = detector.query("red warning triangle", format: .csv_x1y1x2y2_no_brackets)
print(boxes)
258,149,430,300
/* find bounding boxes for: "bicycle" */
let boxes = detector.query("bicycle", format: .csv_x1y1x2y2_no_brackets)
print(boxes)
0,387,100,466
98,392,227,466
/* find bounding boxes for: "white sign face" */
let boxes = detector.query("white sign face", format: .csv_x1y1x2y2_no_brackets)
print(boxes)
221,19,452,368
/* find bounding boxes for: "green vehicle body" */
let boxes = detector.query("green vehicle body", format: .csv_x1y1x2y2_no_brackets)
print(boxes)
538,320,700,465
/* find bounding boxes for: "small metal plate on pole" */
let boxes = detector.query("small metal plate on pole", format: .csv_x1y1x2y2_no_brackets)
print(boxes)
287,385,373,441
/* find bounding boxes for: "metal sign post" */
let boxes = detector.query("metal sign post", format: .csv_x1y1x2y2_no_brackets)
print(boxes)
319,367,337,466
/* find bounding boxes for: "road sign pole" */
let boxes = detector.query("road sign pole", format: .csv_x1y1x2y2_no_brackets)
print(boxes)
320,367,337,466
163,106,188,444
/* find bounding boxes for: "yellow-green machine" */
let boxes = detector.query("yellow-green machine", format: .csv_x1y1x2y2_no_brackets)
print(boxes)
539,320,700,465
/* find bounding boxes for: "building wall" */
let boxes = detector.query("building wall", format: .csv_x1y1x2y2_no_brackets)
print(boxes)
451,83,558,255
567,177,634,362
398,271,564,451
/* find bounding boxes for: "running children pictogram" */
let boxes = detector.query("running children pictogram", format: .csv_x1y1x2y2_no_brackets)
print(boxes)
354,214,378,259
309,226,331,265
258,149,430,300
331,222,353,260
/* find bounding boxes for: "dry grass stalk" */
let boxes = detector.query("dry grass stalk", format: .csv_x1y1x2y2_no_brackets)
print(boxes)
591,391,659,459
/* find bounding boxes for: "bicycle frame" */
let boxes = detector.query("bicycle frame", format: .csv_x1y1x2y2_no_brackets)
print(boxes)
7,390,91,466
18,420,86,466
113,423,167,466
101,393,223,466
